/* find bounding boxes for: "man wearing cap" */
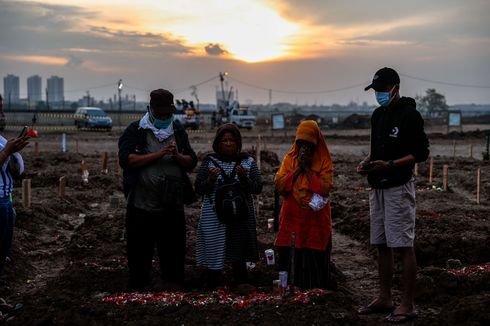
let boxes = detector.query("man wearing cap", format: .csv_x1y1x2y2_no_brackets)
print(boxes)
118,89,197,290
357,68,429,323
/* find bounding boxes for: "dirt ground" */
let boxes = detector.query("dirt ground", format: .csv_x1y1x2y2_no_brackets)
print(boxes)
0,126,489,325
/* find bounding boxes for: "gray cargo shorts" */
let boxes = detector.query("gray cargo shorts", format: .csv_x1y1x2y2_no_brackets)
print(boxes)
369,179,416,248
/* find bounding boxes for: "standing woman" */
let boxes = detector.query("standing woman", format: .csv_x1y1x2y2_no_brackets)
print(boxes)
275,120,333,289
195,124,262,288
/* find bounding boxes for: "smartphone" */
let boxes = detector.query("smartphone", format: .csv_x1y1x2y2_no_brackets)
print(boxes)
18,126,28,138
361,161,375,170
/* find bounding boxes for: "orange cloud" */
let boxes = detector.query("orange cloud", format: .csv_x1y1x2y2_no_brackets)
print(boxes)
0,55,67,65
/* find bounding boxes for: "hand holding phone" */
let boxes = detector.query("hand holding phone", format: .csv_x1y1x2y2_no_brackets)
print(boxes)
361,161,375,170
357,160,373,174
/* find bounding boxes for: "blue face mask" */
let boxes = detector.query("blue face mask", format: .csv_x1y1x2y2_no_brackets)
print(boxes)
153,115,174,129
375,86,396,107
149,107,174,129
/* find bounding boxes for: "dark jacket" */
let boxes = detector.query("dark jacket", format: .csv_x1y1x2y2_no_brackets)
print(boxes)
118,119,198,204
368,97,429,189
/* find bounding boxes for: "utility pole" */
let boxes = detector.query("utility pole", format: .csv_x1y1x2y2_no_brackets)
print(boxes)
219,72,226,101
219,72,228,104
118,79,123,112
117,79,123,127
86,91,90,106
219,72,229,117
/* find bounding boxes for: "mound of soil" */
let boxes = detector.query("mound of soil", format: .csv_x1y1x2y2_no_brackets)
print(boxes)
0,133,488,325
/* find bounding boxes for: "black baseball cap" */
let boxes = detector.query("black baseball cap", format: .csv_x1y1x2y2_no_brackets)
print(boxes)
364,67,400,91
150,89,175,110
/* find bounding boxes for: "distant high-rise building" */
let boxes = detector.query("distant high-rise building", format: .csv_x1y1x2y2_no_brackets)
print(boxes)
3,74,20,103
27,75,42,103
47,76,64,103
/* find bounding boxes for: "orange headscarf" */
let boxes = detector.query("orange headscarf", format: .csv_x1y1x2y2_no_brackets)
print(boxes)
275,120,333,208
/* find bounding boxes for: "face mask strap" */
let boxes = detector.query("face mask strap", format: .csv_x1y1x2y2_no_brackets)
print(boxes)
389,84,398,97
386,84,399,105
147,106,157,123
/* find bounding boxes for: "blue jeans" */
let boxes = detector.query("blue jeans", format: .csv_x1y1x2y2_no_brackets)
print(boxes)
0,197,15,276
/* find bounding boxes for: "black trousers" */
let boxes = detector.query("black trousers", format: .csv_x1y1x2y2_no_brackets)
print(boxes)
126,205,186,289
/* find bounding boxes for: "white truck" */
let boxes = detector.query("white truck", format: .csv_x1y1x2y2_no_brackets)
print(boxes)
221,101,256,129
228,107,256,129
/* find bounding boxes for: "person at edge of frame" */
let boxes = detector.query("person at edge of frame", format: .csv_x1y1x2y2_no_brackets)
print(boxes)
0,93,29,319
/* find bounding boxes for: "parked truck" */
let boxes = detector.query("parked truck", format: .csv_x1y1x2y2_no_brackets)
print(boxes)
218,95,256,129
227,105,256,130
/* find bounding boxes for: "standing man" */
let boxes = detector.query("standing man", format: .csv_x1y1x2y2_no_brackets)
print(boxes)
357,68,429,323
118,89,197,290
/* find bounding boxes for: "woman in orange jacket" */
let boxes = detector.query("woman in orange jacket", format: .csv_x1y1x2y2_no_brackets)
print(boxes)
275,120,333,289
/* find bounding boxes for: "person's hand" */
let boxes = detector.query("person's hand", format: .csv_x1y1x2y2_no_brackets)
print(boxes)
304,166,313,182
3,135,29,155
368,160,390,174
298,150,313,169
159,143,177,157
293,166,303,182
208,167,220,185
356,160,372,175
293,165,313,183
236,165,248,182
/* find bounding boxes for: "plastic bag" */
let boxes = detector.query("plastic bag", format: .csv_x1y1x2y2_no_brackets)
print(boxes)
308,193,329,211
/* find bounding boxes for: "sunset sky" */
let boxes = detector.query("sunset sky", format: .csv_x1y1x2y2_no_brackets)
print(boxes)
0,0,489,105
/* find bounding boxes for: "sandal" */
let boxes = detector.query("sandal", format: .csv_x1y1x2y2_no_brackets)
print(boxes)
384,311,418,323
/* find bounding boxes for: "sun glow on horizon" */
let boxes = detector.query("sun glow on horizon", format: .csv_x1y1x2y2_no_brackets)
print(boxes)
26,0,304,63
16,0,477,66
146,0,301,63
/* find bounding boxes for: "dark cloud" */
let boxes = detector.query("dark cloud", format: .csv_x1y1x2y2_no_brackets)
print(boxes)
65,54,84,68
269,0,467,26
204,43,228,56
0,1,190,57
339,9,490,49
270,0,490,48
